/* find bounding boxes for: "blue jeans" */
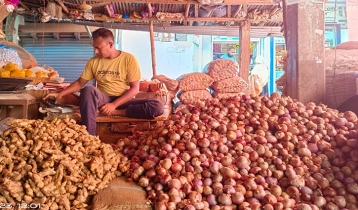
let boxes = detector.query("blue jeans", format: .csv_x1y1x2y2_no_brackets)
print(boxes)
79,86,164,135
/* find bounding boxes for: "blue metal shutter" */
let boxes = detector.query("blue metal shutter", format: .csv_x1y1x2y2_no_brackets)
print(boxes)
20,38,94,83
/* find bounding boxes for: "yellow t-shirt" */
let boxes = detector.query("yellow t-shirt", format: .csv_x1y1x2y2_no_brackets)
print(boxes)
80,51,141,96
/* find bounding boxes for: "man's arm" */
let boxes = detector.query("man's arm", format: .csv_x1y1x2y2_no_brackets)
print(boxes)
44,77,88,100
111,80,140,107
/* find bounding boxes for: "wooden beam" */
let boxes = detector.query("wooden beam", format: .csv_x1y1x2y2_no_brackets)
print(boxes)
204,8,215,26
18,1,30,10
105,5,112,17
227,5,232,17
148,3,157,76
184,3,190,26
194,4,199,18
55,0,69,14
238,20,250,82
226,5,232,26
19,23,99,33
73,22,281,38
243,4,248,17
91,0,274,5
20,2,44,7
233,4,242,18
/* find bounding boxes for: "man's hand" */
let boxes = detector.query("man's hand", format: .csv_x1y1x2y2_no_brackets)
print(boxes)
43,92,62,101
100,103,117,116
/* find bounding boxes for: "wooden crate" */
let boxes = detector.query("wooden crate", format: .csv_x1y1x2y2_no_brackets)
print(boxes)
95,115,167,144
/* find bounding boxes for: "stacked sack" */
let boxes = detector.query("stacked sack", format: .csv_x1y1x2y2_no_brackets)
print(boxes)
207,59,248,99
178,72,214,104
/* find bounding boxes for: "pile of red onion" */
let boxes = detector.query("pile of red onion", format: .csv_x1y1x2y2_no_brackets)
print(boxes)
116,93,358,210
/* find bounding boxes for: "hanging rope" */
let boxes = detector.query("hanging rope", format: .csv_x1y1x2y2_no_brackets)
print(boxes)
332,0,338,107
41,0,46,66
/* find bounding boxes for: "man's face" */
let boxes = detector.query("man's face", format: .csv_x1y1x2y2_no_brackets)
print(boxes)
228,49,235,57
92,37,112,58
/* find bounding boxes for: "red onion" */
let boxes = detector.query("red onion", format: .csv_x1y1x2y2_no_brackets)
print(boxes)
206,194,217,206
218,194,232,205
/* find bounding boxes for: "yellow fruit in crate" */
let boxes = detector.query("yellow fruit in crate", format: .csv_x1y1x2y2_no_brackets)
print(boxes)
36,71,48,78
10,69,26,78
4,62,19,72
0,70,11,78
25,69,35,77
48,71,58,77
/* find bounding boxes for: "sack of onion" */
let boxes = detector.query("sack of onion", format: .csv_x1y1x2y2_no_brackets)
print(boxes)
115,93,358,210
178,89,213,104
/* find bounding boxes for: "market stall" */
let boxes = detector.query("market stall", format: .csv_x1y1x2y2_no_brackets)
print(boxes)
0,0,341,209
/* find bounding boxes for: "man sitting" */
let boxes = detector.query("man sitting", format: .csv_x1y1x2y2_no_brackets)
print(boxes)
44,28,164,135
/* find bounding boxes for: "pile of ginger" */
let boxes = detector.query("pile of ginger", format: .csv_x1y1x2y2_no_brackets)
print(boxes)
0,117,127,210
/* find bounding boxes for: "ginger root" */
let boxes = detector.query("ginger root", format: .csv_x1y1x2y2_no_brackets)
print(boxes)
0,117,126,208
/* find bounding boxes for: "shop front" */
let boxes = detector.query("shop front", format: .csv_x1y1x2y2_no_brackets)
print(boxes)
212,36,260,70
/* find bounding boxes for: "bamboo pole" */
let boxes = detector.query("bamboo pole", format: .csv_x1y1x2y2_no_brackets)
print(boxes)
148,3,157,76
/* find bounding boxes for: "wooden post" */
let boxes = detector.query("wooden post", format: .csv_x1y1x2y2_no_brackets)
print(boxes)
148,3,157,76
239,20,251,82
283,1,325,104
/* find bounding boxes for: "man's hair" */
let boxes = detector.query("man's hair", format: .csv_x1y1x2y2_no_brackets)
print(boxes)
228,46,235,51
92,28,114,41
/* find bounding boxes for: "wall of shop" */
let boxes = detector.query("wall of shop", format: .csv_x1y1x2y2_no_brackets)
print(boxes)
120,30,195,80
201,35,213,70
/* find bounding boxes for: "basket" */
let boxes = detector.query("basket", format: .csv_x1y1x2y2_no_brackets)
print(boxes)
28,77,51,85
0,78,33,91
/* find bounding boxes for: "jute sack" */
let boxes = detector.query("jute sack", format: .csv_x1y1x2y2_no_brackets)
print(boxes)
0,40,38,68
325,42,358,108
212,76,248,93
152,74,179,92
179,72,214,91
179,89,213,104
92,177,152,210
206,59,239,81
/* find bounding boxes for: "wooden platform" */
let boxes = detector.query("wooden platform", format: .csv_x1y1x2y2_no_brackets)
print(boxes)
94,115,167,145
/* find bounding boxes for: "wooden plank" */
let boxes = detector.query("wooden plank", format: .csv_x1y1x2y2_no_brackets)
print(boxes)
204,9,215,26
96,115,167,123
184,3,190,26
226,5,232,26
19,23,100,33
243,4,248,17
148,3,157,76
55,0,69,14
233,4,242,18
92,16,252,22
105,5,112,17
194,4,199,18
92,0,274,5
72,22,281,37
238,20,250,82
227,5,232,17
18,1,30,10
